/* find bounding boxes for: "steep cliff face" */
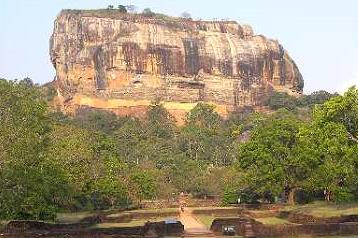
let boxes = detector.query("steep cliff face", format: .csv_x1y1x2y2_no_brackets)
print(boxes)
50,9,303,121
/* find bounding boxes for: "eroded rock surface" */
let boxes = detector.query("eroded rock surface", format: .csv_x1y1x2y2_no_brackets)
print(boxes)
50,10,303,121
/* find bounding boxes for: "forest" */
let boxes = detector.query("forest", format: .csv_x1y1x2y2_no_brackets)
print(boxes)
1,77,358,221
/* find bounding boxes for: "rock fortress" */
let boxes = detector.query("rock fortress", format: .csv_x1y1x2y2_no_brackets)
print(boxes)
50,9,303,123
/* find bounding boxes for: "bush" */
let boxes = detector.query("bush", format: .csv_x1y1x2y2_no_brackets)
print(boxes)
298,90,338,107
118,5,127,13
142,8,155,17
267,91,298,110
238,189,260,204
222,186,238,205
334,188,356,203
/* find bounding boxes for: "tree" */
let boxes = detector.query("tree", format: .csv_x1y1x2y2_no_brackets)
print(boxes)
0,80,48,161
125,5,137,13
165,156,204,194
313,86,358,140
47,124,100,193
181,12,192,19
186,103,221,129
89,170,128,209
222,186,239,205
295,122,356,202
179,125,214,161
179,103,235,165
19,77,34,87
115,118,149,165
267,91,298,110
237,110,306,205
118,5,127,13
298,90,338,107
306,87,358,201
72,110,124,134
142,8,155,17
0,79,70,220
146,103,176,139
0,159,72,220
107,5,114,10
129,170,157,205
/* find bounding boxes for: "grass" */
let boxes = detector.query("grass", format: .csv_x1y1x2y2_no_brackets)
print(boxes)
285,201,358,218
0,221,7,232
93,220,146,228
92,217,173,229
56,211,96,223
195,214,241,228
196,215,216,228
107,207,178,218
255,217,293,225
126,208,178,213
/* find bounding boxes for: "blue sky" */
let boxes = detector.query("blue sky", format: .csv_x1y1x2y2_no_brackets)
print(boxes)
0,0,357,93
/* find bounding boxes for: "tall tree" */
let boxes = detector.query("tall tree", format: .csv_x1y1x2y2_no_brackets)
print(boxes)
295,122,356,201
0,80,70,220
146,103,176,139
314,86,358,140
237,110,306,205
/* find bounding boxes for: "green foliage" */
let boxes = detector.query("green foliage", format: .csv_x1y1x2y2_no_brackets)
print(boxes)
334,188,356,203
1,75,358,220
88,176,127,209
73,110,124,134
298,90,338,107
47,124,100,192
41,82,57,103
268,90,337,111
0,79,68,220
186,103,221,129
296,122,353,194
118,5,127,13
314,87,358,137
129,170,157,203
0,159,71,220
0,79,48,161
181,12,192,19
147,103,176,138
268,92,298,110
237,110,307,204
236,88,358,204
222,186,238,205
142,8,155,17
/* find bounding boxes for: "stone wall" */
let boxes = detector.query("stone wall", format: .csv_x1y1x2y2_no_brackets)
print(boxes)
210,216,358,237
4,220,184,237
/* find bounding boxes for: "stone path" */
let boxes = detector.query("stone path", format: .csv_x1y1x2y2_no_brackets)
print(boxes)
179,208,215,237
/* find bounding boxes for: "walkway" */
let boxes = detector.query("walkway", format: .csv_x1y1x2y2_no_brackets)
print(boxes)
179,208,215,237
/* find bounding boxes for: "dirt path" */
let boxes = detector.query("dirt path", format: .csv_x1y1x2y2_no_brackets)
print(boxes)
179,208,215,237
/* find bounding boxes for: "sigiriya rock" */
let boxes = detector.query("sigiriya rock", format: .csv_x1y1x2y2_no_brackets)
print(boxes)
50,9,304,122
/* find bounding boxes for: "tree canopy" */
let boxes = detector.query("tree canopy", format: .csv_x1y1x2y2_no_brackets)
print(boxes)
0,77,357,219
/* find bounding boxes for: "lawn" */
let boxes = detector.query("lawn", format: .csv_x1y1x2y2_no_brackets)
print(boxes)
285,202,358,218
107,207,178,218
0,221,7,231
92,217,172,229
196,214,292,227
195,215,216,228
56,211,97,223
255,217,293,225
92,220,146,228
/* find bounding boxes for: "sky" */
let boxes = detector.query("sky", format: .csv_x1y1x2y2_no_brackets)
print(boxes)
0,0,357,94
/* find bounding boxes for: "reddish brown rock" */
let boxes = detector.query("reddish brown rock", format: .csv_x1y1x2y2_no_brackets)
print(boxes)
50,9,303,121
